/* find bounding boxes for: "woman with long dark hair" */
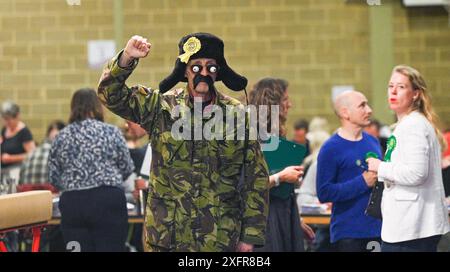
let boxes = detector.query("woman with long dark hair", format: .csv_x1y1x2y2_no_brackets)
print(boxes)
250,78,314,252
48,88,134,252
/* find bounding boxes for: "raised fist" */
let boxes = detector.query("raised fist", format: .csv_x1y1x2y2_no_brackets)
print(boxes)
120,35,151,67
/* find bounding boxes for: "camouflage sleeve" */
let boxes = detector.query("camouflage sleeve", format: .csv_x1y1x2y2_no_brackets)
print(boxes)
240,139,270,246
97,50,161,134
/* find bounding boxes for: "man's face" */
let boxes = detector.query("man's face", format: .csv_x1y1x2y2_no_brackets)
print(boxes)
293,128,307,144
344,93,373,127
185,58,218,95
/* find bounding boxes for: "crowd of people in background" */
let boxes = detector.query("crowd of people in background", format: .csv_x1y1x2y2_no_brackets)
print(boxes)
1,66,450,252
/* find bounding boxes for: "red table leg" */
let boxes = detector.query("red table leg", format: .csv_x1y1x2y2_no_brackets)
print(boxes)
31,227,42,253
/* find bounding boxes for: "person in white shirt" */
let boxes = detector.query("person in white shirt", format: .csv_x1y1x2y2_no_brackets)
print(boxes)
367,65,450,252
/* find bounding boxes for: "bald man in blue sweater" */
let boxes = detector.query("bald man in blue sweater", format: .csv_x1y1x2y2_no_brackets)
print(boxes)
317,91,382,252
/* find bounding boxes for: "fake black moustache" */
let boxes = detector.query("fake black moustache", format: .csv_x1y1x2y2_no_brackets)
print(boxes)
193,75,214,90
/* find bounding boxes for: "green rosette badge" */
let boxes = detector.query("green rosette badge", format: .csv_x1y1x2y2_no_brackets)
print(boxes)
365,151,379,160
384,135,397,162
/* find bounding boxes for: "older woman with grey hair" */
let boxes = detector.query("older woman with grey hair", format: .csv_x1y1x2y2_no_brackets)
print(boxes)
1,101,35,252
1,101,35,177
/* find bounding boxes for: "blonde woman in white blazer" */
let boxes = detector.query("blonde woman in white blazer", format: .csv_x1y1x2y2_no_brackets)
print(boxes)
367,65,449,252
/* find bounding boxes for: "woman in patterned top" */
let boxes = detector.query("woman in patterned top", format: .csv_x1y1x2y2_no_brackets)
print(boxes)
48,88,134,252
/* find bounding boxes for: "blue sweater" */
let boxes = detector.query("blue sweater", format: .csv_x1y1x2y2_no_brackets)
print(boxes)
316,132,382,243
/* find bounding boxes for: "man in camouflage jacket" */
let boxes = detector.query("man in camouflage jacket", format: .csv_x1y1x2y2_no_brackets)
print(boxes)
97,33,269,252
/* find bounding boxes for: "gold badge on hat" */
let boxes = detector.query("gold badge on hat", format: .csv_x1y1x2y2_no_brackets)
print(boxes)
178,37,201,64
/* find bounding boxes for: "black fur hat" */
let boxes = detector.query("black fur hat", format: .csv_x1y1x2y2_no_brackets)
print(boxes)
159,32,248,93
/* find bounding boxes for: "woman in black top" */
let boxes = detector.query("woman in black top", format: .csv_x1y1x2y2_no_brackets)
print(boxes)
1,101,36,251
1,101,35,172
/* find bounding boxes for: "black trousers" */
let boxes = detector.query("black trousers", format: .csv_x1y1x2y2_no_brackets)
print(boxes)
336,237,382,252
382,235,442,252
59,186,128,252
443,166,450,197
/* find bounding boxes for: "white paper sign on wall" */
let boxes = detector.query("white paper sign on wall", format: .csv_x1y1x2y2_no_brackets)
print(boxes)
87,40,116,69
66,0,81,6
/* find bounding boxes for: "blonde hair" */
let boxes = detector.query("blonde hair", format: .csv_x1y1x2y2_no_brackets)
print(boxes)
302,130,330,167
308,117,329,134
249,78,289,137
393,65,447,151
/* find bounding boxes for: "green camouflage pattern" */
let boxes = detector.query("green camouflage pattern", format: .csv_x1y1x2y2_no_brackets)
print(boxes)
98,51,269,252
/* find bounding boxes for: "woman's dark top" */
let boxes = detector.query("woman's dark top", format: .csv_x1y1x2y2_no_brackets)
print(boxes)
1,126,33,168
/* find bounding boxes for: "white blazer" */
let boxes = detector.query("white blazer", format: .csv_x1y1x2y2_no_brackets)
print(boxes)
378,111,450,243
